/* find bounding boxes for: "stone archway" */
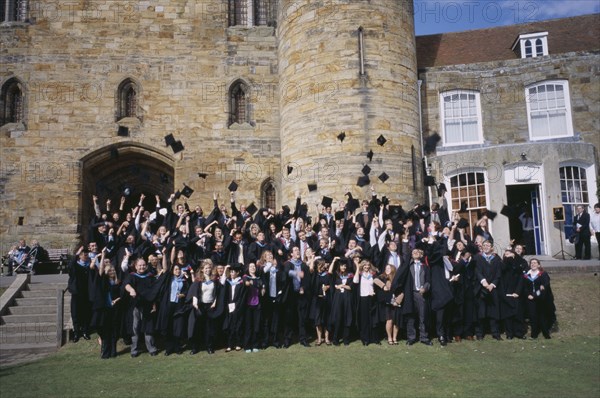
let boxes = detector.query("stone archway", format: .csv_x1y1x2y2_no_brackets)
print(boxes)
80,142,174,242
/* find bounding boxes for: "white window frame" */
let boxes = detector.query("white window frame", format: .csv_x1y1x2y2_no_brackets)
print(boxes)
439,89,484,147
559,163,593,240
444,169,491,239
513,32,548,58
525,80,574,141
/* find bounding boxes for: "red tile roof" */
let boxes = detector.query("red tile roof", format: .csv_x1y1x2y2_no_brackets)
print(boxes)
416,14,600,68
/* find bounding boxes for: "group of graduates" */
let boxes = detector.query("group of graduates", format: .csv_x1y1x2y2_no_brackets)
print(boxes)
68,188,556,359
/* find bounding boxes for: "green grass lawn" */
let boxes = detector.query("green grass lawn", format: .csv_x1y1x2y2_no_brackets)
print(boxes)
1,273,599,398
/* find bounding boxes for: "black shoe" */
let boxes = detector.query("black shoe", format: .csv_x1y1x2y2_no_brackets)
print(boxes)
333,341,340,346
406,339,416,346
283,342,290,349
150,351,159,356
362,341,368,346
190,349,199,355
82,334,91,341
373,341,381,345
439,337,447,346
476,336,484,341
207,348,215,354
300,340,311,348
164,351,172,356
131,352,140,358
343,342,350,346
507,336,513,340
273,343,282,349
493,336,503,341
543,334,551,339
421,339,433,346
73,335,80,343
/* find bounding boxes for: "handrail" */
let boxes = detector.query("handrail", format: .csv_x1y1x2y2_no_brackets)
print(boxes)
56,288,68,349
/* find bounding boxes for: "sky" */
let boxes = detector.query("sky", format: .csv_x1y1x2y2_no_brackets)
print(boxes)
414,0,600,35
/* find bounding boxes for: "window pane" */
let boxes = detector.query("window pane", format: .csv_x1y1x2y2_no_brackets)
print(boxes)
442,91,480,144
559,166,589,236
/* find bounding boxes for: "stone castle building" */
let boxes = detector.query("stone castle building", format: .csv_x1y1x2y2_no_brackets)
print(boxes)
1,1,598,257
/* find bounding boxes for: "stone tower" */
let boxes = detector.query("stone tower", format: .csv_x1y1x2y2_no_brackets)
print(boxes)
277,0,422,204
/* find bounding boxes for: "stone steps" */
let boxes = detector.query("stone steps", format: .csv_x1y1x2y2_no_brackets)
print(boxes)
0,279,72,366
0,330,57,345
2,313,57,324
14,297,57,306
0,342,57,356
0,322,56,335
20,290,63,298
9,305,61,315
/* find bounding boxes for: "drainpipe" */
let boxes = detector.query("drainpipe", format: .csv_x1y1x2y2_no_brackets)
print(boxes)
418,79,433,206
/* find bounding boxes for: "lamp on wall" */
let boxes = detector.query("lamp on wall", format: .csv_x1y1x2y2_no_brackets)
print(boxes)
520,152,527,161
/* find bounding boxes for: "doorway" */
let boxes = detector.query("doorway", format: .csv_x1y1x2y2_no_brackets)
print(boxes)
506,184,545,255
80,143,174,242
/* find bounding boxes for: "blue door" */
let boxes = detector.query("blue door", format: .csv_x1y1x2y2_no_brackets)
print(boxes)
530,186,545,255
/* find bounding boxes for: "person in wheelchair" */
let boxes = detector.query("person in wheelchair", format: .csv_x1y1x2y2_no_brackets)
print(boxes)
6,239,30,276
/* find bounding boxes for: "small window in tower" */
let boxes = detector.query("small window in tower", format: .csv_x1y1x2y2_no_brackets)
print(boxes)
229,80,252,127
1,77,25,127
116,78,141,121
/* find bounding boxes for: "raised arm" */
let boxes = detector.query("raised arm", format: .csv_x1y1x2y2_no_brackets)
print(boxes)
93,195,101,219
328,256,339,274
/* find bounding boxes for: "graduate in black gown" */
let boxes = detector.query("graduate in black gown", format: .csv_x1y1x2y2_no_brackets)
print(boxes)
123,258,165,357
243,262,263,352
426,231,454,346
221,263,246,351
187,260,224,355
309,257,332,346
282,246,312,347
353,259,380,346
500,250,526,340
374,264,401,345
329,257,354,346
524,259,556,339
446,247,472,342
473,240,503,341
260,251,285,348
393,245,432,346
68,246,92,342
156,263,190,356
89,249,123,358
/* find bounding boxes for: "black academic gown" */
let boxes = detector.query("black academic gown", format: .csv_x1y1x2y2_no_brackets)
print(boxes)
427,241,454,312
499,256,525,320
309,271,332,327
89,268,124,339
186,279,225,341
523,271,556,334
222,278,247,332
473,254,502,320
122,271,166,336
156,274,190,339
329,273,354,328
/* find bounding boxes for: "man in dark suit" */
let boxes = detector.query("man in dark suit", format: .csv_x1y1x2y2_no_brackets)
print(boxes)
396,246,432,346
573,205,591,260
